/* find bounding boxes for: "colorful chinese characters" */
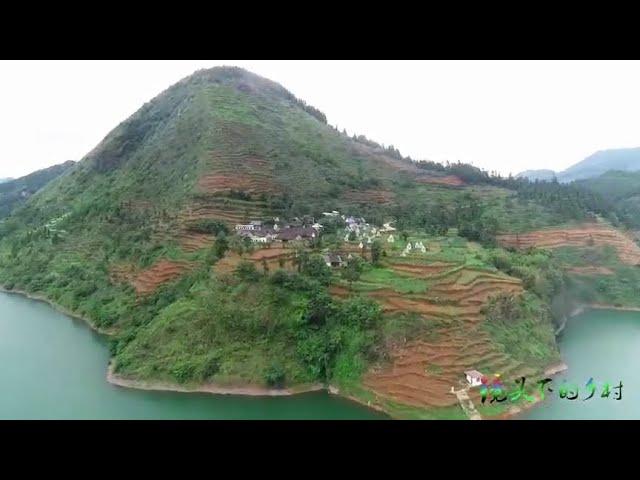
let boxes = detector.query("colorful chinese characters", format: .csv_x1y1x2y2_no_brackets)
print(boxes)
479,374,623,404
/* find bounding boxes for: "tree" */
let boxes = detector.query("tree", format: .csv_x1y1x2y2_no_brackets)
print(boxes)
229,235,245,255
302,254,332,285
371,240,383,265
235,261,259,282
214,232,229,258
243,236,255,254
264,364,286,388
309,289,336,326
341,256,363,289
262,258,269,275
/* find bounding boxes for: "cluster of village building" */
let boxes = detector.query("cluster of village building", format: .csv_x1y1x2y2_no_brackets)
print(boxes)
400,240,427,256
234,210,398,247
234,217,320,244
234,210,424,267
333,212,396,248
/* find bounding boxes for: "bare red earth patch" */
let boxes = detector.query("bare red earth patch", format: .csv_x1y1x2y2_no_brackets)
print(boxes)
132,259,195,295
415,174,465,187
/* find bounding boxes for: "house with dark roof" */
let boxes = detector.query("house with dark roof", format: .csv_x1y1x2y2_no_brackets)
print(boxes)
323,253,346,268
277,227,317,242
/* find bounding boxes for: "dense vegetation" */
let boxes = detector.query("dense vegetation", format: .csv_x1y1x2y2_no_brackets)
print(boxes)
112,258,384,387
415,160,616,229
577,170,640,228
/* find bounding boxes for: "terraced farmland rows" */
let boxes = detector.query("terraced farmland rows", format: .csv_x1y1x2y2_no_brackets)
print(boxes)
364,325,536,409
214,247,297,276
497,223,640,265
337,258,529,411
131,259,195,295
415,174,465,187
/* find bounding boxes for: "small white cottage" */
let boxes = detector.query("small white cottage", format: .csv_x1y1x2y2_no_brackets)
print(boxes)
464,370,484,387
387,235,395,243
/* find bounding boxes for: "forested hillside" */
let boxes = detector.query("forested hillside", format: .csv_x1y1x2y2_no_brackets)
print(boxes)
0,66,632,419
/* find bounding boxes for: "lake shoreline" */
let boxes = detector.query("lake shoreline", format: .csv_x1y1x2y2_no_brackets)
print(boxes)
0,286,370,405
107,362,327,397
4,285,634,419
588,303,640,312
0,285,115,336
509,304,640,420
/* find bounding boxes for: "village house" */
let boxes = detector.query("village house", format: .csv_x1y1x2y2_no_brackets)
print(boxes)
322,210,340,217
323,253,346,268
238,228,278,243
235,223,259,231
235,218,320,246
380,222,396,233
277,226,317,243
415,241,427,253
464,370,484,387
387,234,395,243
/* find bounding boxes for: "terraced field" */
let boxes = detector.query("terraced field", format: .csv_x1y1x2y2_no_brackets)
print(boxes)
415,174,465,187
214,247,297,275
364,325,538,409
198,154,277,196
331,251,533,410
566,266,614,275
131,259,195,296
497,222,640,266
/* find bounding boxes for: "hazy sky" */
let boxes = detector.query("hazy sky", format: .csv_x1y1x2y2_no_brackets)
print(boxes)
1,60,640,179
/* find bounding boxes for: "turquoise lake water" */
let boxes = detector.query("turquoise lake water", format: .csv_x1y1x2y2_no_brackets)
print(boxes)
522,308,640,419
3,289,636,420
0,291,382,419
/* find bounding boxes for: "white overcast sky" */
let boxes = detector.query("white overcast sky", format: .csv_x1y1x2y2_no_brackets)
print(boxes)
1,60,640,179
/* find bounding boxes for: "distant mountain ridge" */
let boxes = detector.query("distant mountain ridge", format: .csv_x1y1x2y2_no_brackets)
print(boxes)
0,161,75,219
517,147,640,183
516,169,556,181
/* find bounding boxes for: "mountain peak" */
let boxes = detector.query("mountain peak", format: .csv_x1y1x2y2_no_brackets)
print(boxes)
184,66,292,98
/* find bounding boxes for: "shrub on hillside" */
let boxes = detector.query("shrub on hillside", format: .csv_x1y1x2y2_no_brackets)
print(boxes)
235,261,260,282
264,364,286,388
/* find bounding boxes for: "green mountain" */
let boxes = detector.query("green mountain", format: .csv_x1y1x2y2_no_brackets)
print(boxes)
577,170,640,228
0,161,75,219
1,66,628,419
